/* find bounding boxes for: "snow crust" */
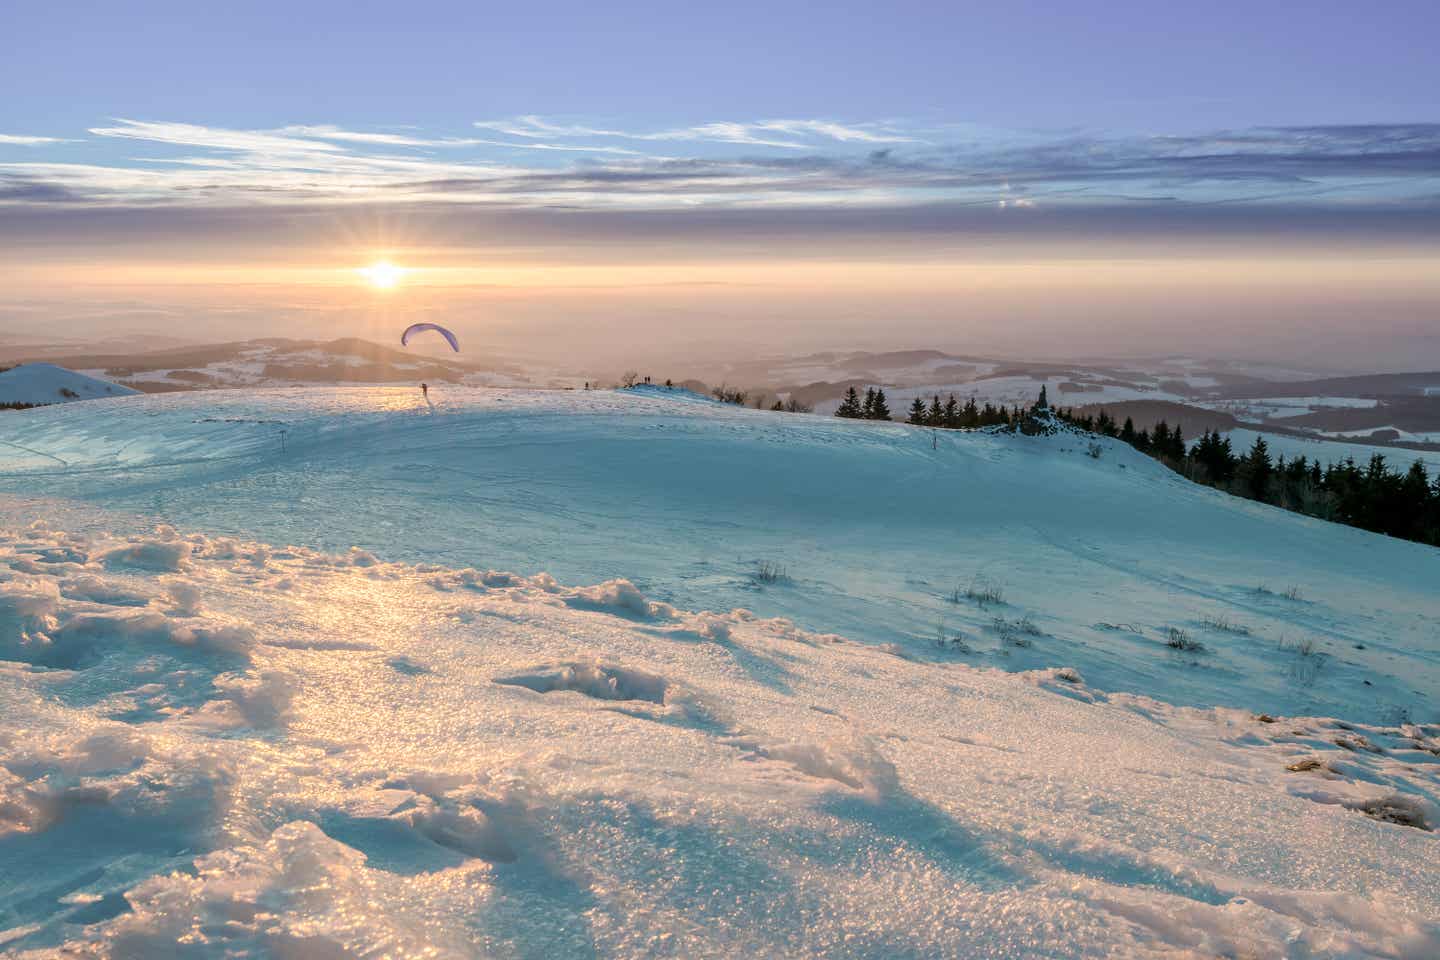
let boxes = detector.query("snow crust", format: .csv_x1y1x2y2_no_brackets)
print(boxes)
0,521,1436,957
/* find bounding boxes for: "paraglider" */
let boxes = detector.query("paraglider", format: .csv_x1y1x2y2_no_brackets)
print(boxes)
400,322,459,353
401,324,457,411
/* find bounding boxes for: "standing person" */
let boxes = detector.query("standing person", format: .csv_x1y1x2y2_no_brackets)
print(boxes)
421,382,429,403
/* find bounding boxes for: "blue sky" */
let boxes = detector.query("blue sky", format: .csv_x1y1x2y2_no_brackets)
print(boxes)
6,1,1439,133
4,1,1438,209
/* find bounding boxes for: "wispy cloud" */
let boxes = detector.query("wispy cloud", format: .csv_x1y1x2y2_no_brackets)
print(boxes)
3,118,1438,216
279,125,483,148
89,119,347,155
472,116,920,148
0,134,76,146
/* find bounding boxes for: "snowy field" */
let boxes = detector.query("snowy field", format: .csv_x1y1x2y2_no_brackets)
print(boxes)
2,386,1438,956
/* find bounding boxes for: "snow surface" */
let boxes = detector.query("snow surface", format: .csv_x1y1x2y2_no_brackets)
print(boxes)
1,386,1438,956
0,364,139,406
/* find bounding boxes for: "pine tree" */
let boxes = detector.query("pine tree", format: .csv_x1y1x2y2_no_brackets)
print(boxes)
870,388,892,421
942,394,959,428
1036,385,1048,410
1153,422,1170,455
835,387,863,418
1168,424,1185,462
862,387,877,419
1120,417,1136,443
1242,436,1273,500
907,397,927,424
927,395,943,426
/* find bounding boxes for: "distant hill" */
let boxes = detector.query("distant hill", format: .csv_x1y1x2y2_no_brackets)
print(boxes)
1210,371,1440,400
15,337,531,392
1069,400,1241,438
0,363,140,406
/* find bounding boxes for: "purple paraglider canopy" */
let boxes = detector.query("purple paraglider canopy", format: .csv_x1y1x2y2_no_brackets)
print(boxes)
400,322,460,353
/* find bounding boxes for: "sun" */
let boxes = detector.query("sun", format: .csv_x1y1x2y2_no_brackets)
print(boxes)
357,260,405,289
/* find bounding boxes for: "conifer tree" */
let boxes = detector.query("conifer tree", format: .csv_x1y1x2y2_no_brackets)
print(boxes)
927,395,943,426
862,388,877,419
1242,436,1273,500
943,394,959,428
870,388,892,421
907,397,927,424
963,396,979,428
835,387,863,418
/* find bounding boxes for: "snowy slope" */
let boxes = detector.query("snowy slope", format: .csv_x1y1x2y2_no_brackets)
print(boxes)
1,387,1438,957
0,364,139,406
2,386,1436,722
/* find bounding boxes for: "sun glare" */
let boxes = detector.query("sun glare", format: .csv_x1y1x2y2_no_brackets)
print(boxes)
358,260,404,289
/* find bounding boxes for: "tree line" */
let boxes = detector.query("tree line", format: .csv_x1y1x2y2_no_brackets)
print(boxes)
1058,407,1440,548
834,385,1035,428
832,382,1440,548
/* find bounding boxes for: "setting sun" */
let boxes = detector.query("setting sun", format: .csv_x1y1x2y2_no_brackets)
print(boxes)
358,260,404,289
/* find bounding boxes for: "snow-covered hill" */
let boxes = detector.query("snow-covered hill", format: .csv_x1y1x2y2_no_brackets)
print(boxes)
0,363,139,406
1,386,1437,956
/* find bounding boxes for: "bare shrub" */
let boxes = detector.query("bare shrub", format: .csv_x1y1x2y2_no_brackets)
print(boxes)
1165,627,1204,652
1282,585,1304,601
1199,614,1251,635
621,371,641,388
753,560,790,585
712,384,747,405
934,617,971,653
1279,635,1319,657
954,574,1005,607
989,616,1040,647
1086,442,1103,459
1278,635,1328,685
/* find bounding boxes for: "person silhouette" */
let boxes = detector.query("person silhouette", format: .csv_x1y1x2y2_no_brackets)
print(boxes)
421,382,429,404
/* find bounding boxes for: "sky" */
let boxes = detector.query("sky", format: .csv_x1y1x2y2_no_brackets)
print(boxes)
2,1,1439,370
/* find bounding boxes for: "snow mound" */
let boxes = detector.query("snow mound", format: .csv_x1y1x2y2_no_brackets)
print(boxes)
0,363,139,406
497,660,670,704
